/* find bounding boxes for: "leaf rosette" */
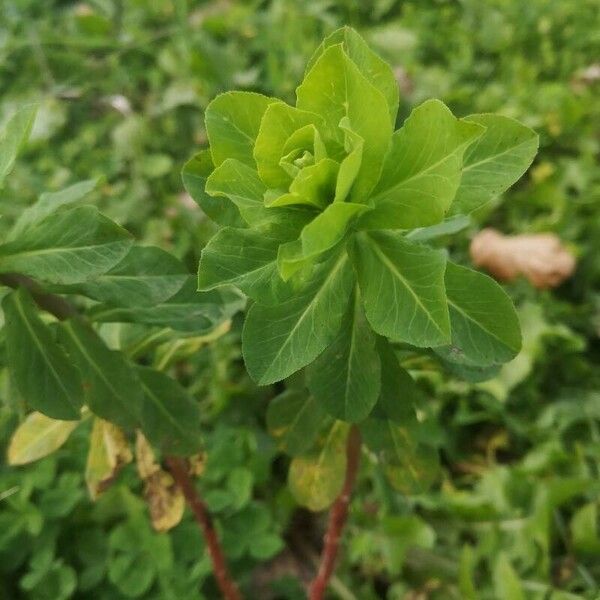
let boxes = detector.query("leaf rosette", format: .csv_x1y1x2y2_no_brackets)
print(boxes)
193,27,538,425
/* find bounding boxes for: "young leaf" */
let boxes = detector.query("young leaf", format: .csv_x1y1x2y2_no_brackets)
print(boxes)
9,178,98,239
277,202,369,280
267,158,338,209
436,262,522,367
0,205,133,285
3,289,82,420
205,91,275,167
136,366,203,456
90,277,244,333
198,227,289,303
352,231,450,347
7,412,79,465
86,418,133,500
57,246,188,308
0,104,37,186
360,100,484,230
288,422,348,511
266,390,329,456
296,44,392,202
182,150,243,227
57,319,143,430
242,253,354,385
305,27,399,124
253,101,325,189
451,114,539,215
307,287,381,422
334,118,364,203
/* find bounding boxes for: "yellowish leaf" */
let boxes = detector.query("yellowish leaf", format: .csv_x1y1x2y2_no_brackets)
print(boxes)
144,470,185,532
86,418,132,499
188,452,206,477
135,430,160,480
7,412,79,465
288,422,348,511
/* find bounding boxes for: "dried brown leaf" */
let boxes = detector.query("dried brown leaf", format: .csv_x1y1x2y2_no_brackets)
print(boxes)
470,228,576,289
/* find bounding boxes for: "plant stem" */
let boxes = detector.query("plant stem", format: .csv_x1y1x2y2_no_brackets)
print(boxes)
309,425,361,600
0,274,243,599
0,273,77,320
165,456,243,600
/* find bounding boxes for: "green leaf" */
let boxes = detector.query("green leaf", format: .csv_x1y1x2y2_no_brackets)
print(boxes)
360,99,484,230
436,262,521,367
243,252,354,385
277,202,369,280
57,319,143,430
493,554,525,600
0,104,37,186
375,337,423,424
90,277,244,333
57,246,188,308
334,118,364,203
297,44,392,202
352,232,450,347
205,91,275,167
198,227,289,302
406,215,471,243
361,417,439,494
206,158,311,230
288,422,348,511
182,150,243,227
7,412,79,465
451,114,539,215
0,206,133,285
307,287,381,422
458,545,478,600
253,101,325,189
135,366,202,456
267,158,338,209
205,158,267,224
2,289,82,420
305,26,399,124
266,389,329,456
10,178,98,239
570,503,600,555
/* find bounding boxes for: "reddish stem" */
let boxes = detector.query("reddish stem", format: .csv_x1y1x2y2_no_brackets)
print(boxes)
309,425,362,600
165,456,243,600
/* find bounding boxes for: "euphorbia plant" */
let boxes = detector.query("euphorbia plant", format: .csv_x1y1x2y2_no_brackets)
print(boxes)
191,26,538,598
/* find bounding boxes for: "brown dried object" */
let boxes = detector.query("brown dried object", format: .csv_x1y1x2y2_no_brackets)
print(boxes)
470,228,576,289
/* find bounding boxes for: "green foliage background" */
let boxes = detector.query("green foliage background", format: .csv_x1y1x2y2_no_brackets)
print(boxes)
1,0,599,598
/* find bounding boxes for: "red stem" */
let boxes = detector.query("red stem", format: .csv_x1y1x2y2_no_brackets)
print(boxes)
309,425,362,600
165,456,243,600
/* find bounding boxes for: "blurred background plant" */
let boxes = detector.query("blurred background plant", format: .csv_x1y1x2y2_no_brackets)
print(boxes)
1,0,599,598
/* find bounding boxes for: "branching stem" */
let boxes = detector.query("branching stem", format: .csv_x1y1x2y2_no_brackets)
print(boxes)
309,425,361,600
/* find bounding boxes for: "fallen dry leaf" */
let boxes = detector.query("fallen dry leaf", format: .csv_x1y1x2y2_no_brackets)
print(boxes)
470,228,576,289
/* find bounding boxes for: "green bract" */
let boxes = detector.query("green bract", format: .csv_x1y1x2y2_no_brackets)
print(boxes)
196,27,538,425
